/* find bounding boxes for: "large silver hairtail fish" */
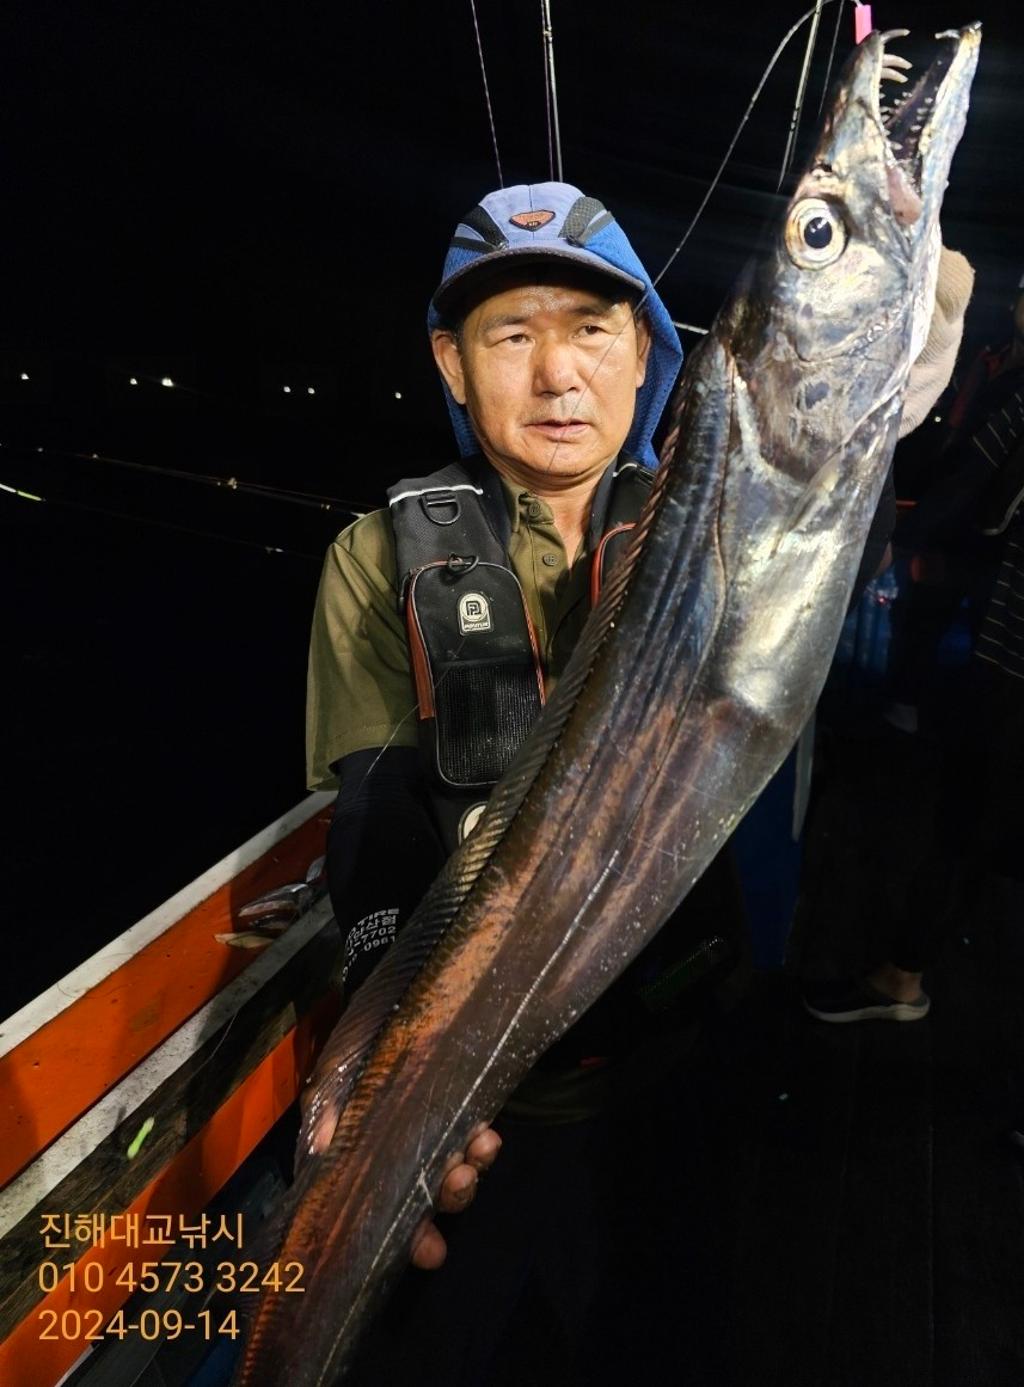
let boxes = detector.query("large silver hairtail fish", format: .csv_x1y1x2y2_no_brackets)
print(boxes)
236,25,979,1385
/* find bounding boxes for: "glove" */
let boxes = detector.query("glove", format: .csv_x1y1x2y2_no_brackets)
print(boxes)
900,245,976,439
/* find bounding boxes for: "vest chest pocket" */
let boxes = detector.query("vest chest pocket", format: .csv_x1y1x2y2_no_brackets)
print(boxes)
406,561,546,789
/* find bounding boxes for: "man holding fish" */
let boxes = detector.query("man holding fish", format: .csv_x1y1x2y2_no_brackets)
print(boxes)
302,146,972,1377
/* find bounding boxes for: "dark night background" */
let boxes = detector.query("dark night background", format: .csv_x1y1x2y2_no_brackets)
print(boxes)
4,0,1024,1017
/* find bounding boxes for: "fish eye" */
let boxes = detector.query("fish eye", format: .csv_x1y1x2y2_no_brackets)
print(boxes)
785,198,847,269
804,217,832,249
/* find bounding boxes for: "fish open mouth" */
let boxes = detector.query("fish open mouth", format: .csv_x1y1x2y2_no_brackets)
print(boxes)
876,24,980,226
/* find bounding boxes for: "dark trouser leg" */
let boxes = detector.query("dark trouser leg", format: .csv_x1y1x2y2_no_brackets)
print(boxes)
888,662,1022,973
888,853,962,974
888,578,966,709
888,709,973,974
345,1114,611,1387
577,1058,734,1386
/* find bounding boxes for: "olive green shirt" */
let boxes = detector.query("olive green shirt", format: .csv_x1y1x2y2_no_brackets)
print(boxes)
306,476,593,790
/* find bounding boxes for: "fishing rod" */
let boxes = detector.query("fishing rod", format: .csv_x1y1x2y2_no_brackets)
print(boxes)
0,481,325,560
0,442,369,560
7,3,869,552
3,443,370,517
541,0,564,181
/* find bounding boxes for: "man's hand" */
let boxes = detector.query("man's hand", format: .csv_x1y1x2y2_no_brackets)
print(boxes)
409,1124,502,1270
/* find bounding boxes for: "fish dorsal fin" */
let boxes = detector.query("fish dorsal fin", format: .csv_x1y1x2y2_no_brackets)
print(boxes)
293,908,461,1167
293,466,667,1177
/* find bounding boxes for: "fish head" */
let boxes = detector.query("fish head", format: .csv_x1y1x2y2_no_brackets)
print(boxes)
700,26,979,716
729,24,980,477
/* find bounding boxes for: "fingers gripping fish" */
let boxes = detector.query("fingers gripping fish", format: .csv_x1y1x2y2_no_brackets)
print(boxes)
235,25,980,1386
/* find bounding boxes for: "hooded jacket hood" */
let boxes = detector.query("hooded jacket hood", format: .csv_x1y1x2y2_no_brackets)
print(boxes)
427,181,683,469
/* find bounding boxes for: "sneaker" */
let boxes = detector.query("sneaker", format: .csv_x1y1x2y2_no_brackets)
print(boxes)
802,979,931,1023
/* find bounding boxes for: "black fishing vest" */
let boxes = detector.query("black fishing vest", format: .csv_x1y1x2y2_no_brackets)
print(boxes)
387,455,651,853
387,455,740,1068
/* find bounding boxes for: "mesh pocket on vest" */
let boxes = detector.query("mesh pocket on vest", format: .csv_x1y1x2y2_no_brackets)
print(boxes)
434,662,541,785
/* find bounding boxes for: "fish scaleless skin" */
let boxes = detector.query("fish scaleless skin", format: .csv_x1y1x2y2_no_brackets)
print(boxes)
235,25,980,1386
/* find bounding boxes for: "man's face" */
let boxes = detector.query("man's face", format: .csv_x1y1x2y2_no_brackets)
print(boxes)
431,277,650,489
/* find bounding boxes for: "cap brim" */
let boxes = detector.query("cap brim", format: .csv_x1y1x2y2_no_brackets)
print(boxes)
431,245,647,322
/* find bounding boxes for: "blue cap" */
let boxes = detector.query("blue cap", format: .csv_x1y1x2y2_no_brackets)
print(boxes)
427,181,683,469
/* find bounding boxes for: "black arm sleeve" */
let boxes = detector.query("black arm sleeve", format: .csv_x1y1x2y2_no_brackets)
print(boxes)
326,746,446,998
848,464,897,611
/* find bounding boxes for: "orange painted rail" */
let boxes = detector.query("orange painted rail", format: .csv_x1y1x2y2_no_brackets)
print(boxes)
0,999,339,1387
0,806,332,1191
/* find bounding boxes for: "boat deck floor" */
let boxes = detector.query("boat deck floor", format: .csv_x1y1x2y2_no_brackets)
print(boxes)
491,715,1024,1387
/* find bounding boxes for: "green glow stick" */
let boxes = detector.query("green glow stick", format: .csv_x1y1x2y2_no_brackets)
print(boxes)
126,1116,155,1159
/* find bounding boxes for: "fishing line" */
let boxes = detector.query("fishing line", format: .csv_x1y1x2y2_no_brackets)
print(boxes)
536,0,854,483
179,1009,243,1091
337,628,482,808
468,0,504,187
650,0,852,291
778,0,827,189
817,0,847,115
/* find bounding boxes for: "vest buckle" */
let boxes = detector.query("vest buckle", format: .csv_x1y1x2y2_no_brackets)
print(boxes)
445,553,479,576
421,490,461,526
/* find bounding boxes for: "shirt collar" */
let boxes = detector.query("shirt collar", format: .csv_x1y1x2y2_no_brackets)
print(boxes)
495,459,620,540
